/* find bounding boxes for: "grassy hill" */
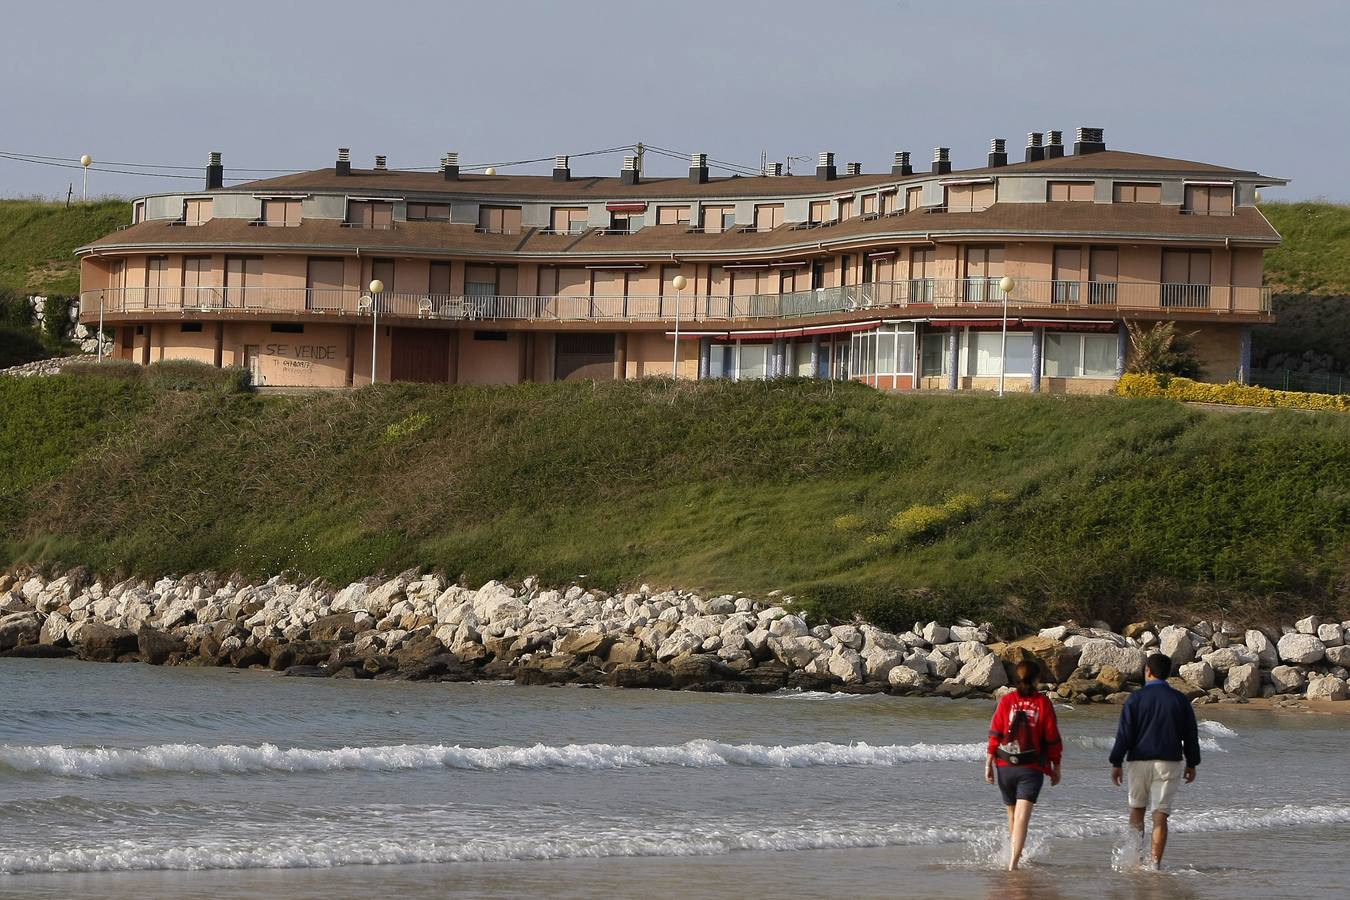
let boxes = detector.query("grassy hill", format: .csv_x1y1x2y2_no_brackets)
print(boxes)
3,371,1347,630
0,199,129,295
1260,202,1350,295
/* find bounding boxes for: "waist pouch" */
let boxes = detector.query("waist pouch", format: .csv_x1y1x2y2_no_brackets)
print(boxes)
996,748,1040,767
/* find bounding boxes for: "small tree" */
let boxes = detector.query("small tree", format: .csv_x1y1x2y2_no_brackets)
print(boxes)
42,295,72,345
1126,321,1204,379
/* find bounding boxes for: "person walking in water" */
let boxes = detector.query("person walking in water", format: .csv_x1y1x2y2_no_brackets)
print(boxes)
985,659,1063,871
1109,652,1201,869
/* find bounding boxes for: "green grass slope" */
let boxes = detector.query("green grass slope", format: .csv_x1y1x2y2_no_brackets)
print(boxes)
0,199,129,295
3,373,1347,629
1260,202,1350,295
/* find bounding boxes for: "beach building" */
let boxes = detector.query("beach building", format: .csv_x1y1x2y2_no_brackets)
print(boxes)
76,129,1285,391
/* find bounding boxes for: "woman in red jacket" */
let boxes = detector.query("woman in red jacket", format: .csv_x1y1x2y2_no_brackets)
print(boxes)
984,659,1063,871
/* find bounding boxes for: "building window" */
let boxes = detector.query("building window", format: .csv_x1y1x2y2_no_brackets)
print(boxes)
837,197,855,220
968,330,1032,376
477,205,522,234
1183,184,1234,216
708,344,734,379
808,200,831,224
879,190,897,215
1113,182,1161,203
1052,246,1082,304
737,343,770,380
921,329,948,377
144,255,168,306
861,194,878,216
270,323,304,333
909,247,935,302
1047,181,1094,202
132,201,145,224
850,324,916,378
429,262,452,296
407,202,451,221
656,205,691,226
306,258,346,311
261,199,302,227
182,198,213,226
608,211,643,233
1161,249,1212,308
905,186,923,212
1044,332,1117,378
180,322,204,333
1088,247,1119,304
346,200,393,229
700,205,736,234
753,204,784,231
946,182,995,212
550,207,588,234
963,245,1005,301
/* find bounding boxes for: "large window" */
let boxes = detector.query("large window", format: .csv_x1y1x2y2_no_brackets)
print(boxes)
550,207,588,234
656,205,690,226
753,204,784,231
1183,184,1234,216
963,245,1005,302
224,256,262,307
808,200,831,224
407,202,450,221
837,197,855,220
1052,246,1082,304
145,256,168,307
261,199,301,227
183,198,213,226
905,186,923,211
306,258,346,311
1113,182,1161,203
1043,332,1118,378
910,248,936,302
1047,181,1094,202
478,206,522,234
609,211,643,233
968,330,1032,376
1088,247,1119,305
1161,249,1212,308
701,205,735,234
346,201,392,229
946,182,995,212
850,324,916,380
921,328,949,377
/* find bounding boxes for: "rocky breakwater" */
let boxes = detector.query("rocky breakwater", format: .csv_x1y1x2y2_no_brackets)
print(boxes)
2,569,1347,706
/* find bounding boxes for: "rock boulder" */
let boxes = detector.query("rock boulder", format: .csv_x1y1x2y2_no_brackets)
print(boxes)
1277,633,1326,666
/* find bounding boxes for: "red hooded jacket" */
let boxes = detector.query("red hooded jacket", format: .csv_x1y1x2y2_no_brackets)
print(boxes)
987,689,1062,775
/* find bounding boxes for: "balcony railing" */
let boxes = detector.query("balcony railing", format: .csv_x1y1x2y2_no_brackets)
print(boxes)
80,279,1273,323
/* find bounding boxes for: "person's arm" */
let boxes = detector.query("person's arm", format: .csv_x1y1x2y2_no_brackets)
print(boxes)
1042,697,1063,785
986,697,1008,784
1181,694,1201,778
1109,695,1134,783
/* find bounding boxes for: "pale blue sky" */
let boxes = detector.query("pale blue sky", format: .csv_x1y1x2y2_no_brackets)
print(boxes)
2,0,1345,200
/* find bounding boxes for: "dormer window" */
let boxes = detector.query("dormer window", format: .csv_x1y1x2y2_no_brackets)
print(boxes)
183,197,213,226
753,204,784,231
407,202,450,221
656,205,691,226
945,180,995,212
261,198,301,227
550,207,588,234
346,200,393,229
477,205,522,234
904,186,923,212
1183,183,1234,216
1047,181,1094,202
1113,182,1161,203
700,205,736,234
809,200,832,224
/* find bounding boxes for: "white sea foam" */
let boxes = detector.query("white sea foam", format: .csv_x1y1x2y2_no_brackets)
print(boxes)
5,803,1348,875
767,689,867,700
0,738,985,778
1198,720,1238,738
1072,736,1225,753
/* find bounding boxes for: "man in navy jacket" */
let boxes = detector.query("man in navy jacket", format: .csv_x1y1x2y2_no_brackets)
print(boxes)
1108,652,1201,868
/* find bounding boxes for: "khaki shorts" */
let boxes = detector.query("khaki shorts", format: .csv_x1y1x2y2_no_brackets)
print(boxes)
1126,760,1185,812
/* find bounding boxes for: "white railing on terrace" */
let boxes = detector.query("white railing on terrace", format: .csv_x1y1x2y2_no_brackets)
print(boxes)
80,279,1273,322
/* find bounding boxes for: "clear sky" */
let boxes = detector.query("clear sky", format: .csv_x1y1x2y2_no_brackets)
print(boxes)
1,0,1345,200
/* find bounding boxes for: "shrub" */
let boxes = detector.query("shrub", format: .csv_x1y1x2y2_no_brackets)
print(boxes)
832,513,865,531
42,295,71,344
889,503,957,539
0,288,31,329
144,360,252,394
384,412,431,443
0,325,48,368
1126,321,1204,379
1117,373,1350,412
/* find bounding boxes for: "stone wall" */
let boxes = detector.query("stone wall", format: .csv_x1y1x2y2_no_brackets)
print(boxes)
27,294,111,356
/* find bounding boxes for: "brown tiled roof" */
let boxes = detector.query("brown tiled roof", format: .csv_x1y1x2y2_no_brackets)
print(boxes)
223,150,1281,201
81,203,1279,261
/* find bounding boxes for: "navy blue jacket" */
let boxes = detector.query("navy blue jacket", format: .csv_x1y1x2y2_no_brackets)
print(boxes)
1108,680,1201,768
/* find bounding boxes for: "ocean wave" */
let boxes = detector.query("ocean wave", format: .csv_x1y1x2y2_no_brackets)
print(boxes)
767,689,868,700
4,804,1348,875
1198,720,1238,737
0,738,985,778
1072,736,1225,753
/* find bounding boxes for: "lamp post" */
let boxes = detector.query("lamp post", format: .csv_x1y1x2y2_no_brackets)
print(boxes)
671,274,687,378
97,291,104,363
80,155,92,202
368,278,385,384
997,275,1015,397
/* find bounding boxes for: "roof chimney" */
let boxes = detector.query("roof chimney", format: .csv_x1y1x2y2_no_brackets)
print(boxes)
931,147,951,175
205,151,223,190
335,147,351,176
816,152,836,181
768,162,783,177
553,155,570,182
442,152,459,181
1045,131,1064,159
891,151,912,176
845,161,861,177
1073,126,1106,155
620,155,639,185
689,152,709,184
1025,133,1044,163
374,155,387,171
987,138,1007,168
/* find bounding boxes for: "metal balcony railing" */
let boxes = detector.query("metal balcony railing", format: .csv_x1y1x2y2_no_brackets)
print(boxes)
80,279,1273,323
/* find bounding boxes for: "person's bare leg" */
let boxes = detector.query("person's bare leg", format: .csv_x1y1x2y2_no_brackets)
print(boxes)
1150,810,1169,866
1008,799,1034,870
1129,807,1147,866
1004,804,1014,866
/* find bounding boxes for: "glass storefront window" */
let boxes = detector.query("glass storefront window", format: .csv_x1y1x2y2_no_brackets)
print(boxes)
738,344,769,380
1082,333,1118,377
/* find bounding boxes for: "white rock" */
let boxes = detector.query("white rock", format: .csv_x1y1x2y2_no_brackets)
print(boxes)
1277,633,1326,665
1200,646,1257,673
1316,623,1344,647
1244,630,1279,668
949,625,983,643
1305,675,1348,702
861,646,904,682
768,635,824,669
1178,660,1215,691
757,606,788,622
860,625,905,653
472,581,523,624
1158,626,1195,667
1039,625,1071,642
769,615,809,638
958,654,1009,690
922,622,950,645
1078,640,1146,681
1270,665,1307,693
39,611,70,645
701,597,736,616
957,640,990,663
827,647,864,684
1224,663,1262,698
744,627,771,656
1295,616,1321,635
887,665,923,688
829,625,863,650
1325,645,1350,668
926,649,960,679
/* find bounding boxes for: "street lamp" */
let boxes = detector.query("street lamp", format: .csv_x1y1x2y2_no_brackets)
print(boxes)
997,275,1015,397
368,278,385,384
80,154,92,202
671,274,688,378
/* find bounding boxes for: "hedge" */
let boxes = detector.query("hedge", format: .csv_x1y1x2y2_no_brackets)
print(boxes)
1116,373,1350,411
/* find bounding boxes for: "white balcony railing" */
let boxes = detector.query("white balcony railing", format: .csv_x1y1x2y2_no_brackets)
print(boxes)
80,279,1273,323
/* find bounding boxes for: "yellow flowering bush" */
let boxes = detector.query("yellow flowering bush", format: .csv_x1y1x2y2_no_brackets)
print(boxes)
833,513,865,531
1116,374,1349,412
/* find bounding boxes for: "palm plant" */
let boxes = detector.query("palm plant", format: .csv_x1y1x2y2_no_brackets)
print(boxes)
1125,321,1204,379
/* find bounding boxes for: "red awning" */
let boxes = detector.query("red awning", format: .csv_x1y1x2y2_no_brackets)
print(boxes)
1022,320,1118,332
927,319,1012,328
605,202,648,213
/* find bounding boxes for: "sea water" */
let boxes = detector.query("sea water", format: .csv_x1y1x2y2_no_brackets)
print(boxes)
2,659,1348,899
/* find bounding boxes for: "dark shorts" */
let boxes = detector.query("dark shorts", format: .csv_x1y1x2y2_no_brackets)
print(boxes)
996,765,1045,806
